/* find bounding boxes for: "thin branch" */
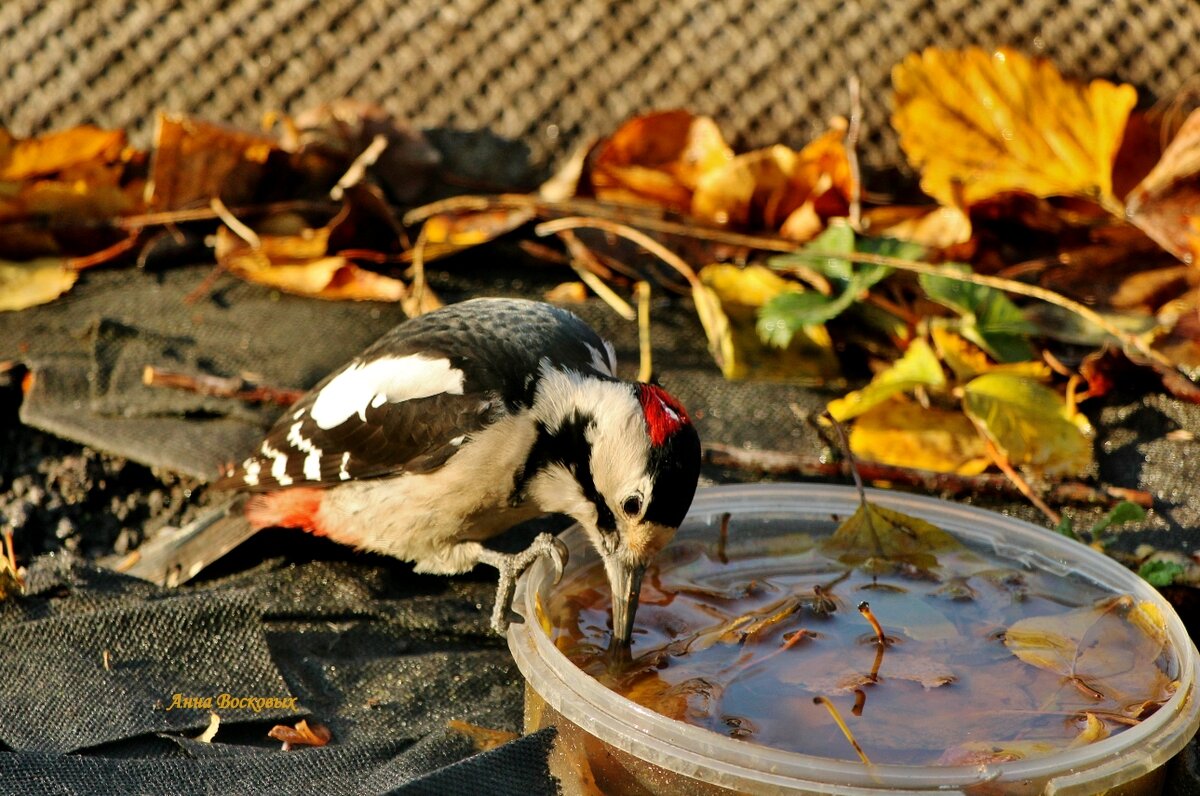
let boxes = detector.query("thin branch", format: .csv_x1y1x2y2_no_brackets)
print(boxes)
779,248,1180,377
846,75,863,232
557,231,636,319
636,281,653,382
702,442,1152,509
534,216,702,289
330,133,388,201
142,365,304,406
981,437,1061,525
210,198,260,249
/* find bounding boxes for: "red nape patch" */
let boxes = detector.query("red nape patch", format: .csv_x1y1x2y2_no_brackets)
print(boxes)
636,384,691,446
245,488,324,534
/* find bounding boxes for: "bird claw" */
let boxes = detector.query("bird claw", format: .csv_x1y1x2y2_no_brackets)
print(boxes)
485,533,569,635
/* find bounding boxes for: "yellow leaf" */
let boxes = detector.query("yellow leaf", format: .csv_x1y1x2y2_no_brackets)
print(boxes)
0,257,78,311
0,126,127,180
821,501,960,571
849,400,989,475
215,224,409,302
892,47,1137,208
696,264,838,382
930,325,1051,382
962,372,1093,477
827,338,945,422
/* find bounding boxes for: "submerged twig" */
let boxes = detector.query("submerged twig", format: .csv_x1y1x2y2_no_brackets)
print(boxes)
813,696,871,764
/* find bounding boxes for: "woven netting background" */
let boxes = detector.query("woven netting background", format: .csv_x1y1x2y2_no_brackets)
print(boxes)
3,0,1200,170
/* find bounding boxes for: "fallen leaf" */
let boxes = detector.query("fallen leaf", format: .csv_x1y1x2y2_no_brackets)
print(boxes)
820,500,961,571
759,226,919,347
919,264,1037,362
863,205,972,249
892,46,1137,209
268,718,332,751
930,325,1050,382
215,212,410,302
826,338,945,422
1004,595,1173,715
146,113,276,211
962,372,1094,477
1126,107,1200,262
544,281,588,303
849,399,989,475
589,110,733,211
692,124,852,238
0,126,126,180
420,207,536,262
697,264,839,381
0,257,78,311
446,719,519,752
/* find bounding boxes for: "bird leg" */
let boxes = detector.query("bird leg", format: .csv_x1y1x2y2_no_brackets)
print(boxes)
476,533,569,634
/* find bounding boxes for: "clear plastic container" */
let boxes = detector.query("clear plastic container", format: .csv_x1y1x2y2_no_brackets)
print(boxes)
507,484,1200,795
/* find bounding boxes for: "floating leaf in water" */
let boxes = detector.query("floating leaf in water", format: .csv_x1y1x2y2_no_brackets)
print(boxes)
821,501,961,571
1004,594,1174,716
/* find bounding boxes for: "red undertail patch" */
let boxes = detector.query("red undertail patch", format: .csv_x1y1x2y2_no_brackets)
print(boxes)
246,488,325,534
636,384,690,446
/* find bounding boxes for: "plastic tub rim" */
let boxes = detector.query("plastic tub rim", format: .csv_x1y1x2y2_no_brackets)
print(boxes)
508,483,1200,794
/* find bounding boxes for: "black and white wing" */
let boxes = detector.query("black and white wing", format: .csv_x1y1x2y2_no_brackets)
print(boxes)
218,298,617,491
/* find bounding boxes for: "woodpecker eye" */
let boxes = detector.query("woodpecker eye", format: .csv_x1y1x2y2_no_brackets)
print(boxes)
622,495,643,517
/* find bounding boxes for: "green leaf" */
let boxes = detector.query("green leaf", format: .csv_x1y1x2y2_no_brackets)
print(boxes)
759,227,921,347
962,372,1094,477
1090,501,1147,537
919,264,1037,362
1138,560,1185,588
827,339,946,422
1054,515,1078,540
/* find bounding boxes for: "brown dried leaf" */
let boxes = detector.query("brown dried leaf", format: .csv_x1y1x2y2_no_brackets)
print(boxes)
821,501,961,570
267,719,332,751
892,47,1137,208
215,217,409,302
863,205,972,249
446,720,519,752
0,257,78,311
692,125,852,239
146,113,276,211
590,110,733,211
1126,107,1200,262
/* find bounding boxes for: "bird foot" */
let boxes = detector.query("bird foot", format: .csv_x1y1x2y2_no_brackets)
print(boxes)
478,533,569,635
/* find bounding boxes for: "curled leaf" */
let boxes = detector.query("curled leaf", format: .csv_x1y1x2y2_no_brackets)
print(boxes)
267,718,332,751
1125,107,1200,262
892,47,1137,208
590,110,733,211
962,372,1094,477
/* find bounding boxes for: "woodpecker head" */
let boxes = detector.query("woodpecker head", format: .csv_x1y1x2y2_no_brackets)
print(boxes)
527,370,701,644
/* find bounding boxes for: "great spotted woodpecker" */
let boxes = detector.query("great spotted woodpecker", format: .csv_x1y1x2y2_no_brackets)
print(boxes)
216,298,701,643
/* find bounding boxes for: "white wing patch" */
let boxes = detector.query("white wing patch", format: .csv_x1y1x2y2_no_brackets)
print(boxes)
287,421,324,482
338,451,351,481
310,354,465,430
243,458,261,486
261,440,293,486
585,341,618,377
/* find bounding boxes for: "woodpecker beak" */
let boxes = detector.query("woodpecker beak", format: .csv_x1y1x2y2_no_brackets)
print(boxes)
604,555,645,646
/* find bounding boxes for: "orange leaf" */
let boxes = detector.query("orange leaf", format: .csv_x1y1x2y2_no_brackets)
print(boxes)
267,719,332,751
892,47,1136,208
146,113,276,211
590,110,733,211
0,126,127,180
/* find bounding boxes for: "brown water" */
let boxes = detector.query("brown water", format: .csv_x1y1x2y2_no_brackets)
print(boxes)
546,530,1178,766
